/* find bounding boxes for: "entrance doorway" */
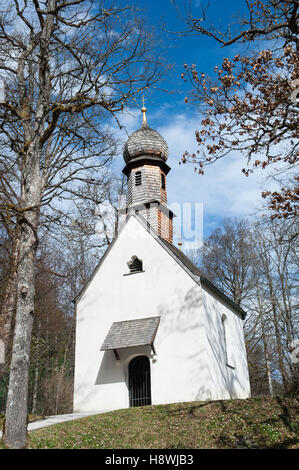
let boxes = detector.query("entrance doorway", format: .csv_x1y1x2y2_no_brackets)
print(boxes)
128,355,151,407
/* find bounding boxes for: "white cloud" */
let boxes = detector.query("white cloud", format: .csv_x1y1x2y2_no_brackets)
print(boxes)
157,113,280,219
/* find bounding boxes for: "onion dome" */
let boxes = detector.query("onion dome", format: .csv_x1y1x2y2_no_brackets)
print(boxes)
123,106,168,163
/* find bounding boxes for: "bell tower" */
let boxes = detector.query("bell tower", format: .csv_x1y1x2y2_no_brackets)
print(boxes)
122,105,174,244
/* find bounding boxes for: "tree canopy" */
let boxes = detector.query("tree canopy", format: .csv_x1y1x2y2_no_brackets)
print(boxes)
178,0,298,219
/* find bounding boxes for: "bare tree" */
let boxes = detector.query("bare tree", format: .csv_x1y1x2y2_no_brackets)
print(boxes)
253,218,298,393
28,241,75,417
0,0,166,448
198,218,256,306
249,266,274,396
175,0,299,219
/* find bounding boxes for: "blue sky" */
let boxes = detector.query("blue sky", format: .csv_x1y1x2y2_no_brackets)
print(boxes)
111,1,278,245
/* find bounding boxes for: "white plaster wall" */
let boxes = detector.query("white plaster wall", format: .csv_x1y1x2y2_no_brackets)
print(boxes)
74,216,209,412
202,286,251,400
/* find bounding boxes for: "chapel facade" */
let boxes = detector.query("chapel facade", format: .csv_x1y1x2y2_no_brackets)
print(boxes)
73,107,251,413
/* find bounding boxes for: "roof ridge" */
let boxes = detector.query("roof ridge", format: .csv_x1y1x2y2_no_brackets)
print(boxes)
111,315,161,325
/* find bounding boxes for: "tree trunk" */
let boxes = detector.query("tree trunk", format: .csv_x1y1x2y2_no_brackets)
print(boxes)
3,166,42,448
256,281,274,396
0,234,20,380
260,312,274,397
268,281,288,391
266,357,274,396
31,357,39,416
55,323,73,415
31,319,41,415
257,234,288,392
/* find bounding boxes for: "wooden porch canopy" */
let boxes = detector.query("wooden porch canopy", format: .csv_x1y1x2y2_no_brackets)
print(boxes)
100,316,160,360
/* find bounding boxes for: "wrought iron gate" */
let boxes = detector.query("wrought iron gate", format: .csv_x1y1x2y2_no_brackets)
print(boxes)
129,356,151,407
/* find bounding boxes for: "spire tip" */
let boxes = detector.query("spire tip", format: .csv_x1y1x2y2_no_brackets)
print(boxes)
141,95,148,127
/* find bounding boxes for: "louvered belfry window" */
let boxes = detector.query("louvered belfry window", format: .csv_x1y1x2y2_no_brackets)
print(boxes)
127,255,143,273
135,171,142,186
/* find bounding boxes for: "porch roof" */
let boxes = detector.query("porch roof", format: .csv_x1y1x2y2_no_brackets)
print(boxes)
100,316,160,352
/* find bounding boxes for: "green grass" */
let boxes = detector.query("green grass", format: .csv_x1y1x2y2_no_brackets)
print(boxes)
30,397,299,449
1,397,298,449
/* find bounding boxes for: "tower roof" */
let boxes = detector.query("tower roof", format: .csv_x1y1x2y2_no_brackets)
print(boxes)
123,106,168,164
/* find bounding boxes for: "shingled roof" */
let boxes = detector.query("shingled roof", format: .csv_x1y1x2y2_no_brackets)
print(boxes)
160,237,202,278
101,316,160,351
123,125,168,164
157,235,246,319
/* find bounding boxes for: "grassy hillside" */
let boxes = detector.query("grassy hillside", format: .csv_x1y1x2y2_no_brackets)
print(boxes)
24,397,298,449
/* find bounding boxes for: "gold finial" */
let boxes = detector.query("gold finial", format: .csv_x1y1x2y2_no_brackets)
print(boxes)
178,240,183,251
141,95,147,126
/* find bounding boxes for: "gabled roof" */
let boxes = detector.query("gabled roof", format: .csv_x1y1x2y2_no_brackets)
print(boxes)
75,212,246,319
157,236,246,319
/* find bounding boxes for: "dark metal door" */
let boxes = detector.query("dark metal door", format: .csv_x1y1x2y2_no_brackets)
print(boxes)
129,356,151,407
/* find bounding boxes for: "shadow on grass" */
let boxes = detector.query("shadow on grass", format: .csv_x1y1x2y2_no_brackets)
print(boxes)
217,431,298,450
160,402,213,417
276,396,299,434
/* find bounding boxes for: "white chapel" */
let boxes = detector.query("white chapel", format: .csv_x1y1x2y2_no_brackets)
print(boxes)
73,106,251,413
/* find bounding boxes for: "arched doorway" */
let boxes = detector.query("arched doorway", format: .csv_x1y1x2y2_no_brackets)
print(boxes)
128,356,151,407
